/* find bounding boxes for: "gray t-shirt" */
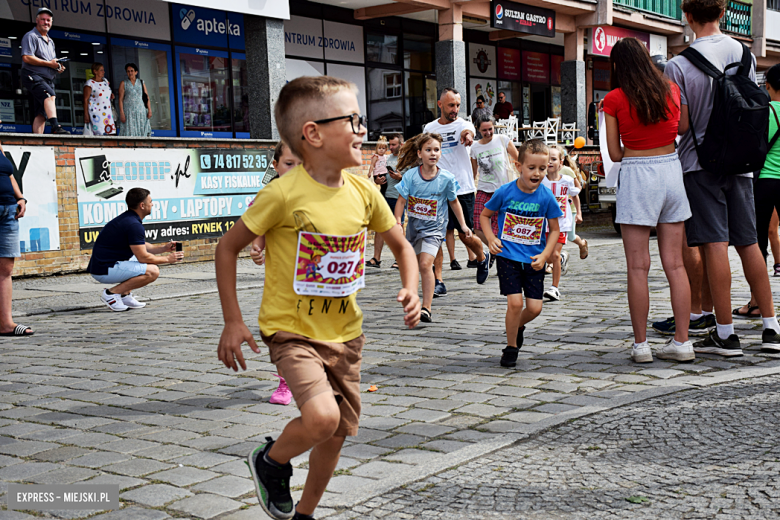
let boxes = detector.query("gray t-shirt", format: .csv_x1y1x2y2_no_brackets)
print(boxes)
385,154,402,200
665,34,756,175
21,28,57,80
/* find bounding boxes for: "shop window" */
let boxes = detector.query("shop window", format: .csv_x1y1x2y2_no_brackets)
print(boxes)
177,48,231,137
232,55,249,137
367,33,398,65
384,72,401,99
405,72,436,137
367,67,403,141
403,33,433,71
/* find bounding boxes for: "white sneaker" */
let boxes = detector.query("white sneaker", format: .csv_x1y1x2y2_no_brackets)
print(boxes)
543,286,560,301
121,293,146,309
631,344,653,363
655,338,695,362
101,289,128,312
561,251,570,275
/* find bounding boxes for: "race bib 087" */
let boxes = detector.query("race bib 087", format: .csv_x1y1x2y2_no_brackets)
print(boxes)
294,230,366,297
501,214,544,245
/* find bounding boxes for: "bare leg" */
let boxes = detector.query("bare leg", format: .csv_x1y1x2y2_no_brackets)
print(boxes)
770,209,780,266
296,435,345,516
267,392,341,464
459,233,485,262
550,243,563,288
700,249,713,313
419,253,435,311
0,258,29,334
736,243,776,318
656,222,691,343
700,242,732,325
372,232,384,262
32,114,46,134
682,240,704,315
110,264,160,296
446,230,456,263
621,224,652,344
434,247,443,281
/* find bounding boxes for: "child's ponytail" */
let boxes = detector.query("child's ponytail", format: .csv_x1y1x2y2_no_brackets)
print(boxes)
396,132,443,172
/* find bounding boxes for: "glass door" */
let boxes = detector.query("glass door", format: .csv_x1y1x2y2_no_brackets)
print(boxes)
231,53,249,139
111,38,175,137
175,46,231,138
404,72,436,137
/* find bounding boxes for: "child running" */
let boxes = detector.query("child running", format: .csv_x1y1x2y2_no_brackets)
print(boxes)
542,146,580,301
555,148,589,262
480,139,562,368
215,76,420,520
394,132,471,323
248,141,302,406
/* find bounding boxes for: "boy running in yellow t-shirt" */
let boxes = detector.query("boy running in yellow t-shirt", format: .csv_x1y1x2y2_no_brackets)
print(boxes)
214,76,420,520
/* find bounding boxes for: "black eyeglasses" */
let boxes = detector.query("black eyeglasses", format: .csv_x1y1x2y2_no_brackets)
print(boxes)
302,113,367,139
476,101,484,105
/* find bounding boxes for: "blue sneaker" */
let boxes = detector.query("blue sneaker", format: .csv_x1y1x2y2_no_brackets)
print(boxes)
433,279,447,298
653,315,713,337
476,251,491,284
651,317,676,336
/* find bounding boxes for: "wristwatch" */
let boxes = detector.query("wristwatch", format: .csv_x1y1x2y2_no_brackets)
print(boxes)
16,198,27,204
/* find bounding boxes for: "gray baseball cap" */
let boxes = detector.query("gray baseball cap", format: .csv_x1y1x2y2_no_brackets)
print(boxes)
37,7,54,16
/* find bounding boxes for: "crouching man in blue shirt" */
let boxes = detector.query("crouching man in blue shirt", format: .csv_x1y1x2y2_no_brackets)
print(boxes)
87,187,183,311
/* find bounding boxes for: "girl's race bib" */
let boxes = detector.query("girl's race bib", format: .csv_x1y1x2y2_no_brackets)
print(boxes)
407,196,438,221
501,214,544,245
294,230,366,297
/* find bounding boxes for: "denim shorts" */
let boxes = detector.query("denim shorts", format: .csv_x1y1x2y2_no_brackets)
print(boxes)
616,153,691,227
0,204,20,258
91,260,148,284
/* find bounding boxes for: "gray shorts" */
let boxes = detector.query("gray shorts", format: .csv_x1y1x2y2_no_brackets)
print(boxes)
616,153,691,227
683,170,757,247
411,236,442,257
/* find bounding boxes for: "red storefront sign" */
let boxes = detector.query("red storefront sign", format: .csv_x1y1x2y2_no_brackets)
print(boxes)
590,26,650,57
498,47,521,80
551,55,563,85
522,51,549,83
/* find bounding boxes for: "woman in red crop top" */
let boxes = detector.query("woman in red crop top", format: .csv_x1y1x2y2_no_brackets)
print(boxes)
603,37,693,364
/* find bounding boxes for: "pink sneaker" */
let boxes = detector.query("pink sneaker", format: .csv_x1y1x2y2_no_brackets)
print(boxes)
269,375,292,405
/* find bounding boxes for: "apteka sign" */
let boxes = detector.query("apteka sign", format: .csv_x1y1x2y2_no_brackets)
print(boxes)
491,0,555,38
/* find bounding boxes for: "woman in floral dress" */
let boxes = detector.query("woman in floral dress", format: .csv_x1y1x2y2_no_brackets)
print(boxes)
118,63,152,137
82,63,115,135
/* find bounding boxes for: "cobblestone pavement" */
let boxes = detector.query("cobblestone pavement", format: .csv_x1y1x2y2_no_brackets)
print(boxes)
1,227,779,520
331,375,780,520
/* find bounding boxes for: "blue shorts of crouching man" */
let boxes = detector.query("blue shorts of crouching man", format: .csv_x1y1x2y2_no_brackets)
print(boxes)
91,260,147,284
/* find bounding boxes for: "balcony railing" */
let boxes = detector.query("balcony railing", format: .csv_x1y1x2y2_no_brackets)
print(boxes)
613,0,682,20
720,0,752,37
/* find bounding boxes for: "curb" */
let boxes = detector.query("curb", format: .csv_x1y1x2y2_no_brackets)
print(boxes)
321,363,780,513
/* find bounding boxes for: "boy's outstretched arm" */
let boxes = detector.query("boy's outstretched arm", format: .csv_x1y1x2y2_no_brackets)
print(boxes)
380,224,421,329
216,218,261,371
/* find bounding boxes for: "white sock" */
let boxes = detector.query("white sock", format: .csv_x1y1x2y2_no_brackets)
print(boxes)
690,313,703,321
716,322,734,340
633,341,649,349
702,310,714,316
762,316,780,332
552,286,558,290
673,339,684,347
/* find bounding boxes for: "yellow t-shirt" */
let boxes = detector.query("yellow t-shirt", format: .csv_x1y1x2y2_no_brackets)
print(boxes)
241,165,397,343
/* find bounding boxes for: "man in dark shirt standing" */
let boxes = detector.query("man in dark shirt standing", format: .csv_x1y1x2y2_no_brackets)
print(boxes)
493,92,514,120
88,188,183,312
21,7,69,134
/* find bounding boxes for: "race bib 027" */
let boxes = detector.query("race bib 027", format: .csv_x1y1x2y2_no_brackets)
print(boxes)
294,230,366,297
407,196,438,221
501,213,544,245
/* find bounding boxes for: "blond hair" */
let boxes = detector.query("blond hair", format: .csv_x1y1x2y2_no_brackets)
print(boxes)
517,139,549,163
550,144,584,182
396,133,443,172
274,76,358,158
376,135,388,151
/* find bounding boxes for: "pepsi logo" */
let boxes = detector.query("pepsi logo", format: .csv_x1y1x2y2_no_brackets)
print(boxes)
547,18,553,31
496,4,503,19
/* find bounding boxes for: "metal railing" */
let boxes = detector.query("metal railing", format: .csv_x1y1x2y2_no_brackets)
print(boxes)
720,0,752,37
613,0,682,20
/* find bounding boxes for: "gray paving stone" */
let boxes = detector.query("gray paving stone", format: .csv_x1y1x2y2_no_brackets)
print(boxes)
341,444,393,460
120,484,193,508
350,460,413,479
168,493,243,519
394,423,454,438
84,473,147,491
192,475,255,498
102,459,174,477
70,451,131,468
383,448,441,465
392,408,451,423
91,508,171,520
420,439,472,453
29,465,97,484
172,451,237,468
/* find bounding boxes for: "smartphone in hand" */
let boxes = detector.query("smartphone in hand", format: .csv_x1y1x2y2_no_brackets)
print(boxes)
175,242,183,252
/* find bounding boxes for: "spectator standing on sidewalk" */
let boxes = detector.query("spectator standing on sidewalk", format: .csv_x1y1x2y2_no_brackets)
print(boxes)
88,188,183,312
665,0,780,356
471,96,492,139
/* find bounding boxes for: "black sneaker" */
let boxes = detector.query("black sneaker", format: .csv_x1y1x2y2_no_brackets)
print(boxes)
433,279,447,298
651,316,676,336
702,314,716,328
693,330,742,357
761,329,780,352
500,346,519,367
690,315,714,336
450,259,462,270
248,437,294,520
466,259,479,268
476,251,491,284
51,125,70,135
292,511,315,520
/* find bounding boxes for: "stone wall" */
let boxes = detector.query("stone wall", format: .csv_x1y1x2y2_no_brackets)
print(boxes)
7,134,379,277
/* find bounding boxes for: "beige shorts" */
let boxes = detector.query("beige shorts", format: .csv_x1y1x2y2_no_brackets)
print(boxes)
261,331,364,437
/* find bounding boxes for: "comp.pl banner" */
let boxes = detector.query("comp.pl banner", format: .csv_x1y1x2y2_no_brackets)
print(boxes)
5,146,60,253
75,148,275,249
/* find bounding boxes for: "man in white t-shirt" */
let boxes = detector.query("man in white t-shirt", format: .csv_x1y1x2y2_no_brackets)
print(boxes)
424,88,490,293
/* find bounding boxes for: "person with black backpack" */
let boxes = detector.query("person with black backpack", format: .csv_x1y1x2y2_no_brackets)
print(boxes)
665,0,780,356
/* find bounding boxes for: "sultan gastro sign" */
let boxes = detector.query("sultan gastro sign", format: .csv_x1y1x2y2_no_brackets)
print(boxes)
491,0,555,38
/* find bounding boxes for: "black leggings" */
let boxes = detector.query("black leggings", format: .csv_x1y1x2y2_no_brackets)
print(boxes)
754,177,780,263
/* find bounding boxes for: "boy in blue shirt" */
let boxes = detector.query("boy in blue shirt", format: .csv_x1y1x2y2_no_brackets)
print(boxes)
480,139,562,367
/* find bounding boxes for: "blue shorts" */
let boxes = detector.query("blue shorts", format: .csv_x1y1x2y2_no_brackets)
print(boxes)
91,260,148,284
496,256,546,300
385,197,404,224
0,204,20,258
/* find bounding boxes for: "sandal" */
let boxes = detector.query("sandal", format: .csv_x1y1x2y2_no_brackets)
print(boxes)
0,324,34,337
420,308,432,323
579,239,589,260
732,303,761,319
391,262,399,269
366,257,381,268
